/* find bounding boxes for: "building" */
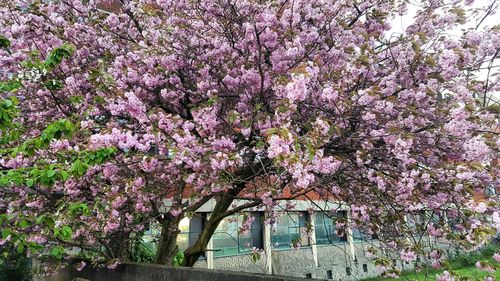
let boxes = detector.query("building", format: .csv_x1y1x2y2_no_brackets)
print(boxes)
143,198,419,280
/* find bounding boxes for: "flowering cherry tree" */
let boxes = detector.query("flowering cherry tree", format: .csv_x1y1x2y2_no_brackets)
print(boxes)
0,0,498,276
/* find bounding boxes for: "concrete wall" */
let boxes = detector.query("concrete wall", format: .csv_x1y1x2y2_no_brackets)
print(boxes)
39,241,460,281
41,263,322,281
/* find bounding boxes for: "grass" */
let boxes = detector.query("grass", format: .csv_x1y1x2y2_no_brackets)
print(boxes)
387,263,500,281
363,244,499,281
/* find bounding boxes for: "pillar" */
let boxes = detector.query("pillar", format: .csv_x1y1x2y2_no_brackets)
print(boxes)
346,211,356,261
206,214,214,269
263,214,273,274
309,212,319,267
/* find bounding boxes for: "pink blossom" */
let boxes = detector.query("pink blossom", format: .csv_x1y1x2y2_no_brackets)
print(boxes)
472,202,488,214
493,212,500,232
476,261,495,272
431,260,442,269
400,249,417,262
104,221,120,234
1,0,498,272
267,134,291,158
365,251,375,259
107,260,119,270
437,271,454,281
429,250,441,260
76,261,86,272
493,253,500,262
284,74,309,102
170,208,182,217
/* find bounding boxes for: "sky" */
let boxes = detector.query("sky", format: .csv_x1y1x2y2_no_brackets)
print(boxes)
388,0,500,106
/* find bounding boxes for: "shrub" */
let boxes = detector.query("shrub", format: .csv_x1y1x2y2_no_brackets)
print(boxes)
0,245,31,281
131,235,155,263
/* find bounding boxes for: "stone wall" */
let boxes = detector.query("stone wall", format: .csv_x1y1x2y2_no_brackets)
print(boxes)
191,240,455,280
194,253,268,274
194,242,388,280
273,248,317,278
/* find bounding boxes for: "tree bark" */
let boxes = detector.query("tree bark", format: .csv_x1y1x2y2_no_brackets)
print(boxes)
154,217,182,264
182,186,243,266
107,231,132,261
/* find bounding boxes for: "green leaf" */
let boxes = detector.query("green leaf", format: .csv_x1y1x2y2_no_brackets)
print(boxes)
206,96,218,106
359,55,370,66
46,170,56,178
251,251,261,263
44,79,64,91
36,215,46,224
69,203,90,216
1,228,11,239
0,80,22,93
9,96,19,106
44,43,75,70
50,246,64,259
60,226,73,240
71,159,88,176
26,178,34,187
19,220,29,229
16,244,24,254
0,35,10,49
60,170,69,180
450,7,466,24
69,95,83,105
228,111,239,123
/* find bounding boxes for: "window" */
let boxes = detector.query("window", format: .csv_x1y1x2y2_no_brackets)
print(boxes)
176,217,190,252
212,212,262,257
352,227,376,241
172,213,206,253
314,212,343,245
271,212,309,249
143,221,154,236
142,222,159,253
486,185,497,197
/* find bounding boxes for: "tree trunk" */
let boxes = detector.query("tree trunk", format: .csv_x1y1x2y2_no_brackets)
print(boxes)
107,231,132,262
182,188,241,266
154,217,182,264
181,163,263,266
182,216,222,266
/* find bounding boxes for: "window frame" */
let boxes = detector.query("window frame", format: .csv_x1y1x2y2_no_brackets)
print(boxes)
314,212,344,245
271,211,310,249
212,212,263,257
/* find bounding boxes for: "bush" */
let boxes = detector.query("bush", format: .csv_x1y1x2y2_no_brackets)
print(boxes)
0,245,32,281
131,235,155,263
478,243,497,259
172,251,185,267
451,243,498,268
454,254,476,267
